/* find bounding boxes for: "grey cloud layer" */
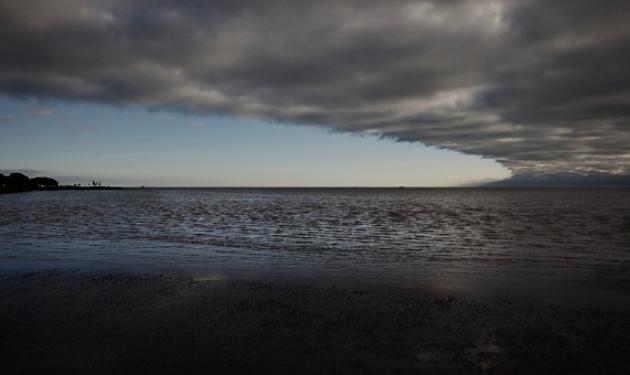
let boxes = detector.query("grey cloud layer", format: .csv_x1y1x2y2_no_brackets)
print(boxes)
1,0,629,174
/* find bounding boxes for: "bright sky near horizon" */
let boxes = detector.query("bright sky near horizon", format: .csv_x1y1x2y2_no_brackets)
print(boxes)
0,97,509,187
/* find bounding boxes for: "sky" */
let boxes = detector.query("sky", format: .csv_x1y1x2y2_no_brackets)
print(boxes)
1,0,629,186
0,97,508,186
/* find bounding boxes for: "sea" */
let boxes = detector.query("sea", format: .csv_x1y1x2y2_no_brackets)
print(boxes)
1,188,629,306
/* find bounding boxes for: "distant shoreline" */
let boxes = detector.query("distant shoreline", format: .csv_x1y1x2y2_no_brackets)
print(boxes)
52,185,124,191
4,186,629,195
0,186,123,194
0,172,125,194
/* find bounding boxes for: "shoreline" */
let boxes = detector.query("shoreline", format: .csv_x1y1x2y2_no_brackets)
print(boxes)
0,186,124,194
2,269,629,374
0,186,125,194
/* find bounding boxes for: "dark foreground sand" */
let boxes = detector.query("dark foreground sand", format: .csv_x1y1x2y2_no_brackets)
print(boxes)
1,270,629,374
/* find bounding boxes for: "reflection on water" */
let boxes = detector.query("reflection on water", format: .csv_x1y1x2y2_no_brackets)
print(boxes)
1,188,629,303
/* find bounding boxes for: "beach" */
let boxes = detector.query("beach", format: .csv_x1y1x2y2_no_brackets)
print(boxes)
2,269,629,374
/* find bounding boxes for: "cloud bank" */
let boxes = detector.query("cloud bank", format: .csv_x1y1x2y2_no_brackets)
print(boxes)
1,0,629,176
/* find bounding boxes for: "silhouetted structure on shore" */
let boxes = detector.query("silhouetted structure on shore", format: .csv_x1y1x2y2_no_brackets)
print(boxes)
0,172,120,194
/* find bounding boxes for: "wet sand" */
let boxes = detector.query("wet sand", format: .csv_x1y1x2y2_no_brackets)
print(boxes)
1,270,629,374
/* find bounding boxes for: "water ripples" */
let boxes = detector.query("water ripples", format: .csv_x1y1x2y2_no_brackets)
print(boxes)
1,188,630,290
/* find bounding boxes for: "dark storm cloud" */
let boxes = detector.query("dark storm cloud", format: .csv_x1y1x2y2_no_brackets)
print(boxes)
1,0,629,175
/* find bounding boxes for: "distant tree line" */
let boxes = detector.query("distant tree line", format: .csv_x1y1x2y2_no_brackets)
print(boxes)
0,172,59,193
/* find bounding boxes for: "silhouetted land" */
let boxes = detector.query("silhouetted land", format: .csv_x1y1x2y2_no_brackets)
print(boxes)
0,172,121,194
0,172,57,193
1,270,629,374
485,172,630,187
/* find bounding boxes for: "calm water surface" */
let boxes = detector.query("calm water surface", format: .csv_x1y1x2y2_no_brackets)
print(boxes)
2,188,629,304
